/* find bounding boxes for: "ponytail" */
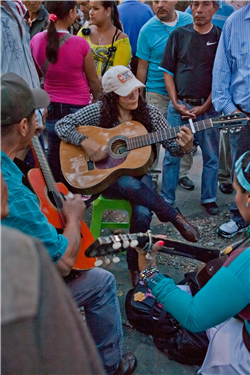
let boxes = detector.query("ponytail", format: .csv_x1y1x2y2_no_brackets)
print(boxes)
111,2,123,31
101,1,123,31
45,1,77,63
46,17,59,63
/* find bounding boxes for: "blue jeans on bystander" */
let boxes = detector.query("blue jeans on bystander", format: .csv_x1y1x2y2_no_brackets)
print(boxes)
161,100,221,205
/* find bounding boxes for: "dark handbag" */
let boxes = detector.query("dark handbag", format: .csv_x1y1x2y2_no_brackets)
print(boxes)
153,326,209,366
125,273,209,366
125,281,179,336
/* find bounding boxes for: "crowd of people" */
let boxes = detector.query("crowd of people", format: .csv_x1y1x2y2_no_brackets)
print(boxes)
1,1,250,375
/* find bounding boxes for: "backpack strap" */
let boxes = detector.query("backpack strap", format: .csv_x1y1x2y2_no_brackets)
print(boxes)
42,33,72,78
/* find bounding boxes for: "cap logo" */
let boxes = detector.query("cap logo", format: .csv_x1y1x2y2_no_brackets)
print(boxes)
117,71,133,84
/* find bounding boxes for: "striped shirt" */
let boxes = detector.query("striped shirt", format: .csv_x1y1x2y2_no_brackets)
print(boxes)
1,151,68,263
212,4,250,114
55,102,185,157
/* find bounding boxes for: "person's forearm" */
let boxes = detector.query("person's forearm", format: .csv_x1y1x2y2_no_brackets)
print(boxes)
150,267,249,332
136,60,148,85
55,114,86,146
201,93,212,113
56,220,82,276
163,72,179,107
89,79,101,101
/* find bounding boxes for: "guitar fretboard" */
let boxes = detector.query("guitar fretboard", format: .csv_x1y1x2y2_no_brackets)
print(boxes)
31,136,64,208
126,118,212,150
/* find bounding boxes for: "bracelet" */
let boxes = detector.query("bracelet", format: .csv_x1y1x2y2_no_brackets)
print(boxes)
140,267,159,280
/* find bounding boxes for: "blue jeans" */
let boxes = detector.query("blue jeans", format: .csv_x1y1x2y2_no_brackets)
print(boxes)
102,174,178,271
46,102,84,182
65,268,123,375
161,100,221,204
229,120,250,225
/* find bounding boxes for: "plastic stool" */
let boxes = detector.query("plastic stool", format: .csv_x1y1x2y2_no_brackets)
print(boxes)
90,195,132,239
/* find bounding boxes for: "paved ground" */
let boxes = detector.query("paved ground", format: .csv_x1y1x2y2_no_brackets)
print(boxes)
86,146,236,375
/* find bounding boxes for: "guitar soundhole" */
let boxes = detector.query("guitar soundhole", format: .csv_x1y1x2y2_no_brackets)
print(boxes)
112,139,127,155
108,135,130,159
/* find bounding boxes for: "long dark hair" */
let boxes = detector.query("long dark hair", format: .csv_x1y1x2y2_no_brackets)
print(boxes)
45,1,77,63
101,1,123,31
99,92,151,131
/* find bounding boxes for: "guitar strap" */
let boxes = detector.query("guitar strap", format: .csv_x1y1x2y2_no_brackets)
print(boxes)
41,34,73,79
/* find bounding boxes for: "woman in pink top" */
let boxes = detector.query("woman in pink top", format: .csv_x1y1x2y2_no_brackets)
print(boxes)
31,1,100,181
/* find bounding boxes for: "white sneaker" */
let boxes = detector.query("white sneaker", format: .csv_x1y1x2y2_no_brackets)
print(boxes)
217,220,249,238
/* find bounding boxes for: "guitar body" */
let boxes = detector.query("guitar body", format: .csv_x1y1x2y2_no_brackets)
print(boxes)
59,114,248,194
27,168,95,270
60,121,154,194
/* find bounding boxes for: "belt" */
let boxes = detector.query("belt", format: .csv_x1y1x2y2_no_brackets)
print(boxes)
177,96,206,106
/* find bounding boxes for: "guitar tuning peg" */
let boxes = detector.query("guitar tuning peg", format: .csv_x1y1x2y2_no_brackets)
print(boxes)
130,240,138,248
112,255,120,263
104,257,111,265
222,129,228,134
112,241,121,250
146,253,153,260
95,259,103,267
230,128,235,133
123,240,130,249
235,127,241,132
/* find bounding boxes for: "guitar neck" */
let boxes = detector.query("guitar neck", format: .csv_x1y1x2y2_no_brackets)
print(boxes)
85,232,222,264
126,118,213,150
31,136,64,206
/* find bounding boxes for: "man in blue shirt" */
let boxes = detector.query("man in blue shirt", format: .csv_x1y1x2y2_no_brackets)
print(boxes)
1,73,136,375
118,0,153,75
136,1,192,186
212,3,250,238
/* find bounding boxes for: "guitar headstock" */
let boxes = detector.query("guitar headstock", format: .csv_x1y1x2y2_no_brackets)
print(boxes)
212,112,248,132
85,232,152,266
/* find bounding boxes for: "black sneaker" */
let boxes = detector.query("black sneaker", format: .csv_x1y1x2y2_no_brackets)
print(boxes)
202,202,220,215
217,220,250,238
178,177,195,190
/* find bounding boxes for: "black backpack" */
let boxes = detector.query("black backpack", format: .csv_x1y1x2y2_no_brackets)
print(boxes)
125,274,209,366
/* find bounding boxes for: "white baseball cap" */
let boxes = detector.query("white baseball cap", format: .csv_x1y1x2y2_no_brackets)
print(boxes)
102,66,145,97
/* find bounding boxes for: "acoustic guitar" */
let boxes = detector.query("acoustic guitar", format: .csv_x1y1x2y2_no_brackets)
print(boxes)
27,135,95,270
84,230,250,288
60,113,248,194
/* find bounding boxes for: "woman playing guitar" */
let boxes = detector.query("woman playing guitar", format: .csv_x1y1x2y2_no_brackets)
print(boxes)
138,151,250,374
55,65,198,286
